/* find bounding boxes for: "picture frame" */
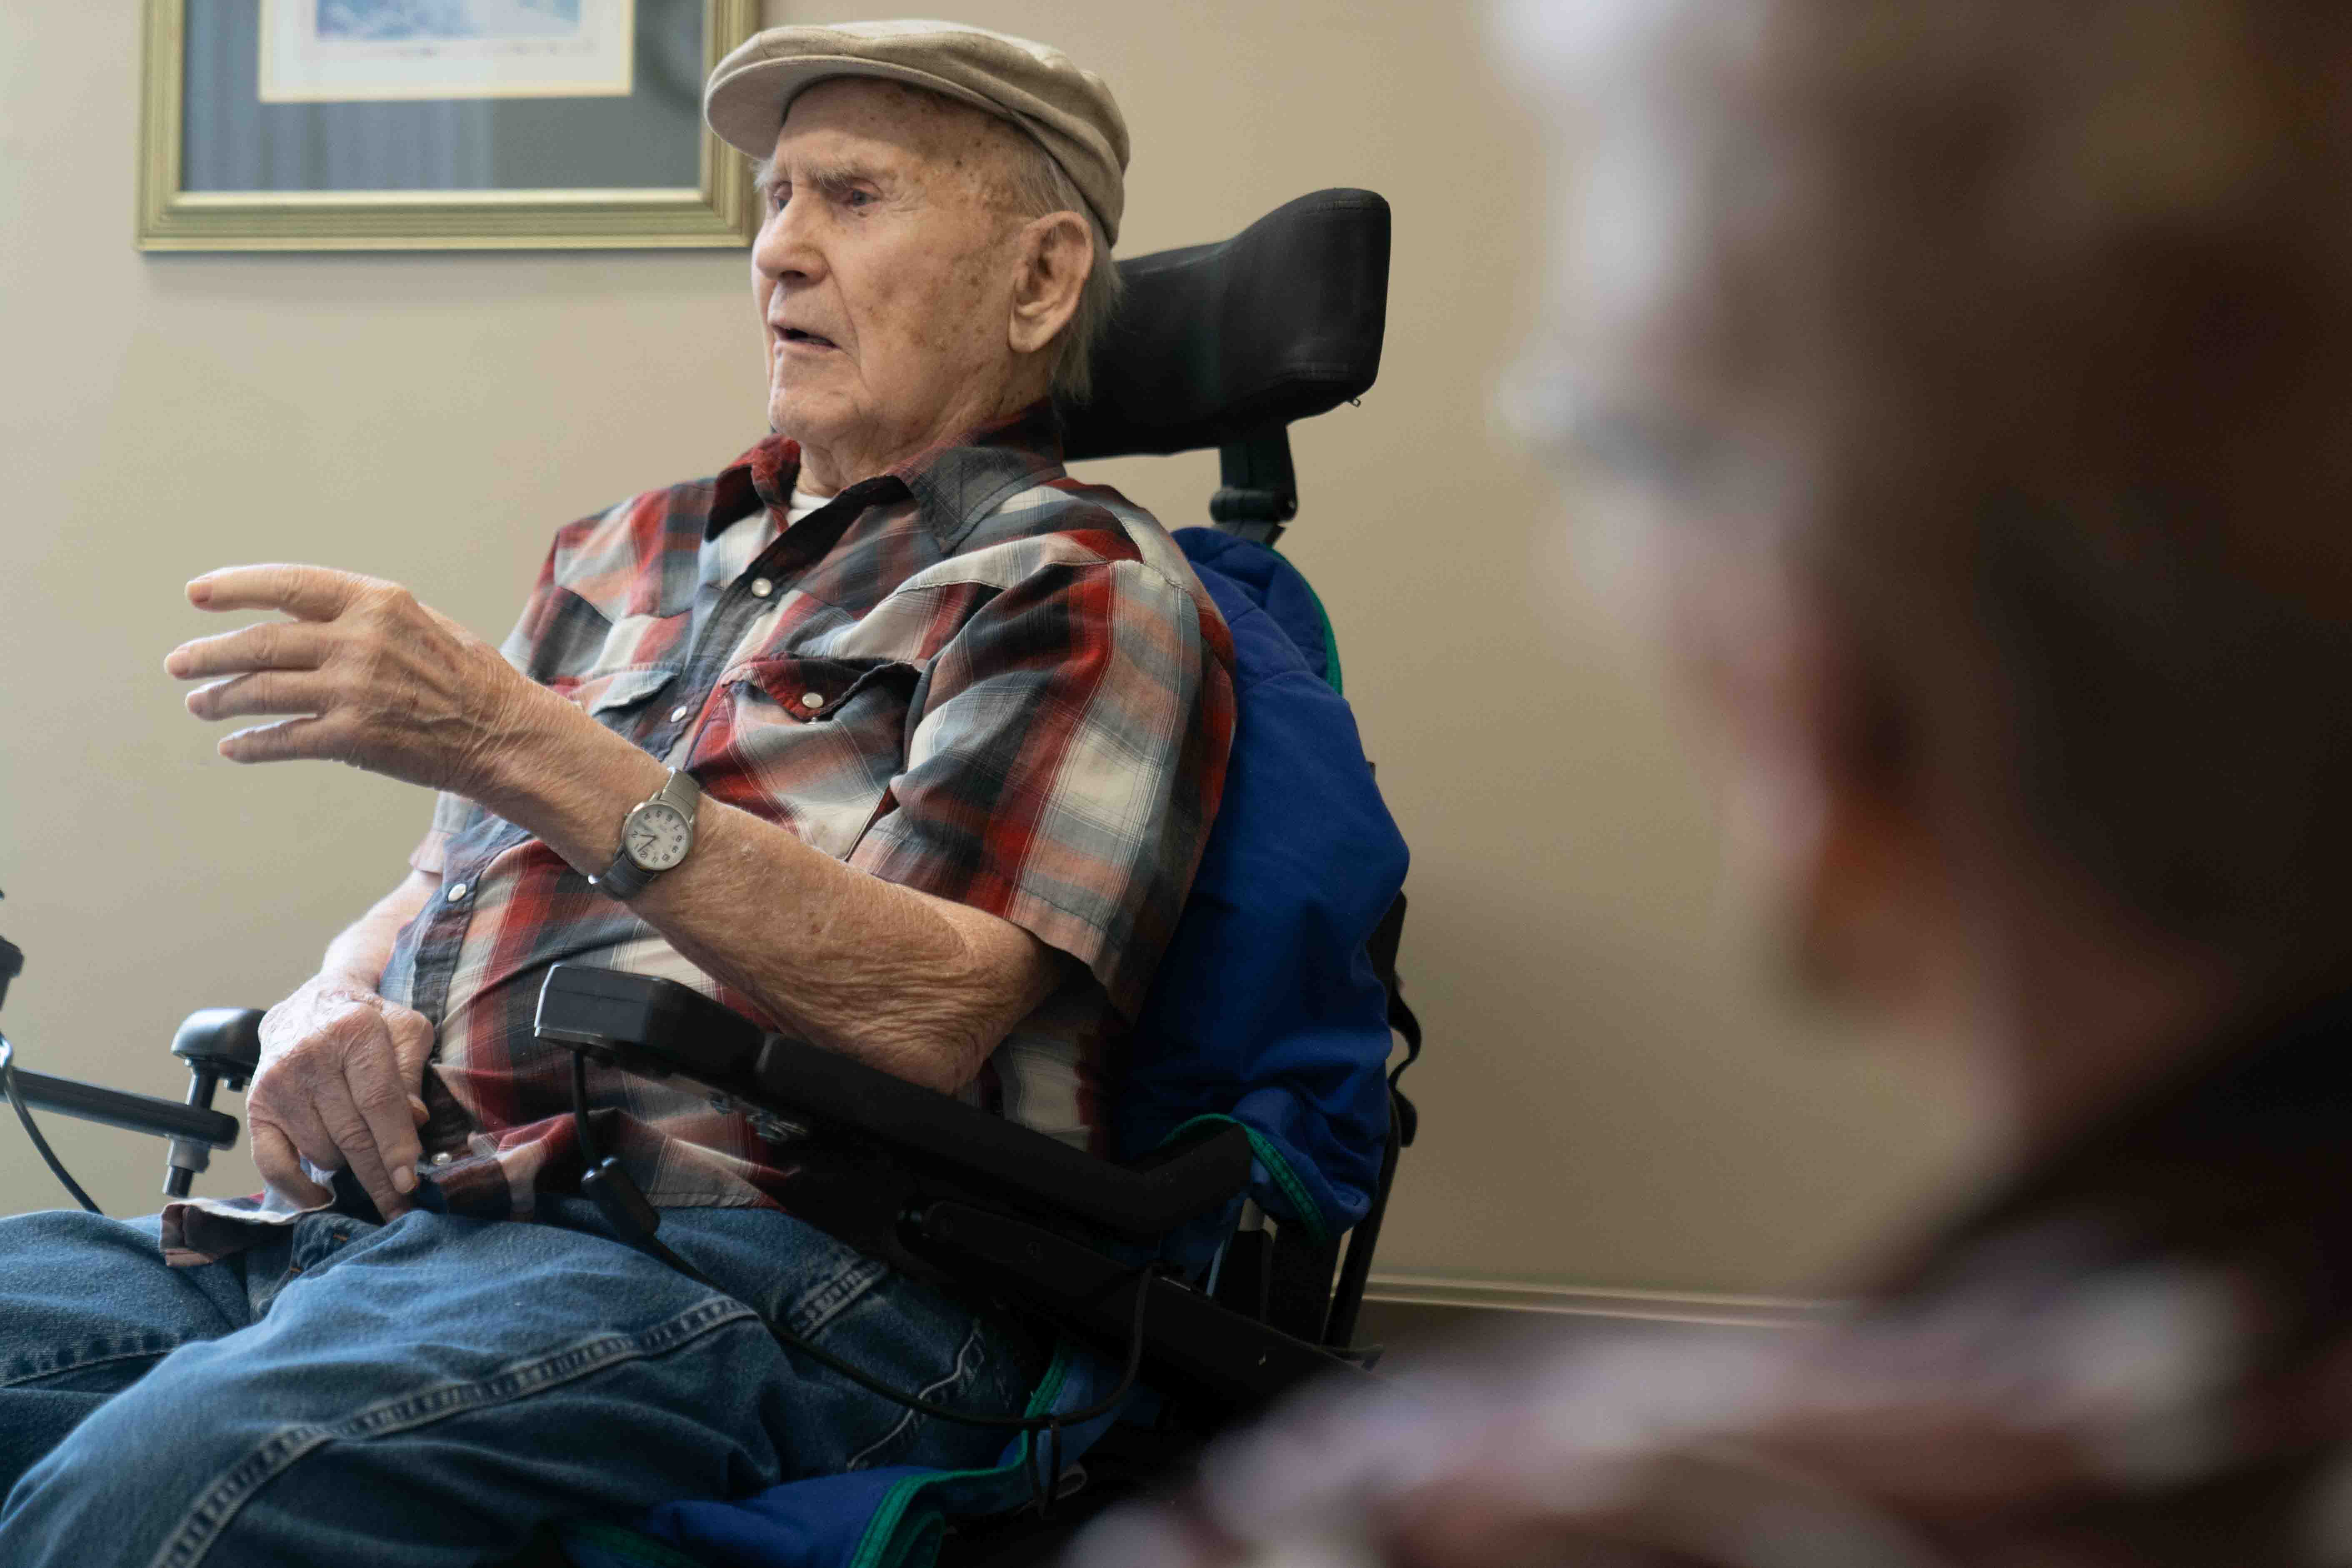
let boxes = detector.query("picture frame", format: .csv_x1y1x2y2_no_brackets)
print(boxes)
137,0,762,251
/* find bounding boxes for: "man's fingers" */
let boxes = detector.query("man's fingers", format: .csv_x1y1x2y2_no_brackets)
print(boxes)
165,619,329,682
384,1005,437,1087
311,1075,413,1220
344,1046,423,1200
217,715,341,765
246,992,429,1221
251,1121,331,1209
249,1035,352,1177
184,672,329,724
270,1091,347,1178
187,564,370,622
332,1124,414,1221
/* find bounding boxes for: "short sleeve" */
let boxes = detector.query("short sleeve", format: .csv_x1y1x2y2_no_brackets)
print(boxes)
847,558,1236,1019
407,790,474,876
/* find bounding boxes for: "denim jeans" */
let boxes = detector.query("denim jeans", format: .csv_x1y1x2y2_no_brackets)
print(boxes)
0,1199,1039,1567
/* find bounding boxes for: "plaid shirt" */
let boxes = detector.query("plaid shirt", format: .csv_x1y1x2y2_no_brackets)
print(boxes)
173,404,1233,1253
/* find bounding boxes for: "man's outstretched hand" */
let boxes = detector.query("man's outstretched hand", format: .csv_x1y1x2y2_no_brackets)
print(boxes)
250,976,435,1218
164,564,563,801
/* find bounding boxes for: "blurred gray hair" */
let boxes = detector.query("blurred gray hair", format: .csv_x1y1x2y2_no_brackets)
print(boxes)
1528,0,2352,974
997,137,1122,404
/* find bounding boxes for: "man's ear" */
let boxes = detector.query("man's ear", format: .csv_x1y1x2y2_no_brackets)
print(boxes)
1006,211,1093,360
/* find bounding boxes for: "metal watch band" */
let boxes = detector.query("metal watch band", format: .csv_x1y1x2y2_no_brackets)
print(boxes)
591,769,702,900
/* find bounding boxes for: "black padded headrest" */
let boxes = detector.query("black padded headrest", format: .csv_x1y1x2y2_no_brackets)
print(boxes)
1061,188,1391,462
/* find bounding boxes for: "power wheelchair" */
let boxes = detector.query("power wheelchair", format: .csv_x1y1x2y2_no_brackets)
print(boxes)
0,186,1419,1568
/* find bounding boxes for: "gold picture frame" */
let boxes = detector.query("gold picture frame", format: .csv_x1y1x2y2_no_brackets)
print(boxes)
137,0,760,251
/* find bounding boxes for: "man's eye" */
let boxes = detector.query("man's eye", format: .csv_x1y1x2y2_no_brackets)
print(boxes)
842,189,874,210
765,185,789,212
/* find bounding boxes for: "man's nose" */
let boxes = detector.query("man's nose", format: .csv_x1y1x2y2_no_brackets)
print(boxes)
752,198,822,283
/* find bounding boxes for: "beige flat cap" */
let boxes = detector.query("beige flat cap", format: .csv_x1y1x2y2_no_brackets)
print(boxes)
704,19,1130,244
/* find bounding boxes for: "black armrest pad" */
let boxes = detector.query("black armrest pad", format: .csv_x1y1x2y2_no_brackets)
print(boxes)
534,965,1252,1240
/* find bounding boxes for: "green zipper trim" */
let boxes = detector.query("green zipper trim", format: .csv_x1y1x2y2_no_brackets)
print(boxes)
845,1347,1079,1568
1159,1114,1333,1247
1272,545,1346,695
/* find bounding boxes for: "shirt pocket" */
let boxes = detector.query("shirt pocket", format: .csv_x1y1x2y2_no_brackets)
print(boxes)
704,656,922,859
732,656,917,724
554,664,682,735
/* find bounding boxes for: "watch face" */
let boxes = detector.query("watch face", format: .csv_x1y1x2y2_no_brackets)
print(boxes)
624,801,692,871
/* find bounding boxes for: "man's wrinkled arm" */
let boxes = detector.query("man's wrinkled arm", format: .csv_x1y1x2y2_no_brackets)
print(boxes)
491,720,1070,1092
165,558,1209,1096
318,867,441,991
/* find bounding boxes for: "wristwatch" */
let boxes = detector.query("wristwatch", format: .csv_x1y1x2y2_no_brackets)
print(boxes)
591,769,702,899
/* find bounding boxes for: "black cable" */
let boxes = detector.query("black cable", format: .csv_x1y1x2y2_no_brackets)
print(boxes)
0,1035,103,1216
567,1051,1153,1440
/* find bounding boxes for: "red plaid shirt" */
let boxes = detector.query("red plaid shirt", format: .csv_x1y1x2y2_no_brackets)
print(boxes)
351,404,1236,1223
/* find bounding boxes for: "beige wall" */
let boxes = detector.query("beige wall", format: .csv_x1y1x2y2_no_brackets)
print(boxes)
0,2,1978,1293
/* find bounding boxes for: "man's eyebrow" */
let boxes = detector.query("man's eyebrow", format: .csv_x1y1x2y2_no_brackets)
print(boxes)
754,157,887,194
805,160,886,192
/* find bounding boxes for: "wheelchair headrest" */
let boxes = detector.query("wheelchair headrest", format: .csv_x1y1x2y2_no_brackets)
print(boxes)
1062,189,1391,462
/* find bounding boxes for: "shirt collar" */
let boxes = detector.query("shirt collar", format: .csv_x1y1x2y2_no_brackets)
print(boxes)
706,400,1066,543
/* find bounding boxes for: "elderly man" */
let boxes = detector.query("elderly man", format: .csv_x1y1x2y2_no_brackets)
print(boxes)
0,22,1233,1566
1082,1,2352,1565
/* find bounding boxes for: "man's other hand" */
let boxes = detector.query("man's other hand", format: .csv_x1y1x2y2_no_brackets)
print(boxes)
164,564,562,801
249,976,435,1218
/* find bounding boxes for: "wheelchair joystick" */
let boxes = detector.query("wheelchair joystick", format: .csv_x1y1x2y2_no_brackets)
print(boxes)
0,935,21,1016
165,1009,264,1198
0,886,22,1014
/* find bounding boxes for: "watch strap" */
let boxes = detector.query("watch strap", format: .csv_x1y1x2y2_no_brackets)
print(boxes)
593,841,657,901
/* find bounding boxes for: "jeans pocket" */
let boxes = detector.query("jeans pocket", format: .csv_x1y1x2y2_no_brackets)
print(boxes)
248,1209,380,1318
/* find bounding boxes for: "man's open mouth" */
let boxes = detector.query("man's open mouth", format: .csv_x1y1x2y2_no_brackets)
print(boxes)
778,327,837,349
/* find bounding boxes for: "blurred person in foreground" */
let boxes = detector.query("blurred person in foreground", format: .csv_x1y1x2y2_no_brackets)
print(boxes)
1077,1,2352,1563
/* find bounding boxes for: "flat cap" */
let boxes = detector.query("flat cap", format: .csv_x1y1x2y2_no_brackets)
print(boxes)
704,19,1130,245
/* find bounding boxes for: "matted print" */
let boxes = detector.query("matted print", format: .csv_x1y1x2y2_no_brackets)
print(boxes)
259,0,637,103
137,0,759,250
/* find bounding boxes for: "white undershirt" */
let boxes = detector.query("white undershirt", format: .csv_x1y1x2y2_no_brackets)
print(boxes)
697,487,834,599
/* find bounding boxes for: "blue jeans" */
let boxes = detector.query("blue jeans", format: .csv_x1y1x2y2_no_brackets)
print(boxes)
0,1200,1040,1566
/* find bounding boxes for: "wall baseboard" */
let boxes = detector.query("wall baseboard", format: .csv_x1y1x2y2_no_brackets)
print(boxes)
1358,1272,1833,1340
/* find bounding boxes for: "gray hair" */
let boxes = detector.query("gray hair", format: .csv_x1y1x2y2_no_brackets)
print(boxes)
996,138,1122,404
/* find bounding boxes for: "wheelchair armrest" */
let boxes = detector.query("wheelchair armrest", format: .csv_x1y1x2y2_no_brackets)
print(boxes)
533,965,1253,1241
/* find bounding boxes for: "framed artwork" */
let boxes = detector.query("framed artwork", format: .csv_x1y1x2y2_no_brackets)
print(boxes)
137,0,762,251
